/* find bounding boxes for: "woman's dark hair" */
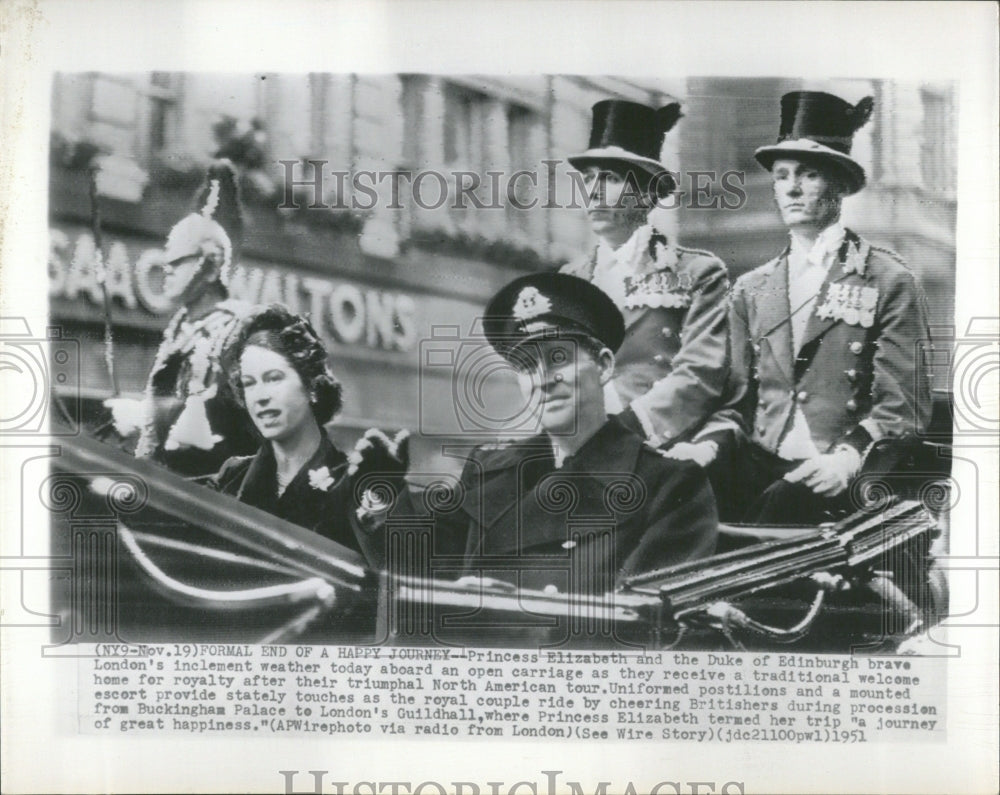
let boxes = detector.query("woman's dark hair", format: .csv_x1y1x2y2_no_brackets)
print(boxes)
224,304,343,425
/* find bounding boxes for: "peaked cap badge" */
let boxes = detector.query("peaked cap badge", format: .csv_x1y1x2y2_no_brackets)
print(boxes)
512,286,552,320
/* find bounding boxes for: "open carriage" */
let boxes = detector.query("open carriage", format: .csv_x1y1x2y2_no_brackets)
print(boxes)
48,390,952,654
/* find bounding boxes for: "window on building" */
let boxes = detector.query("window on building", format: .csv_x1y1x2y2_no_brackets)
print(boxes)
87,74,141,158
442,83,492,233
308,73,328,158
400,74,425,168
85,73,181,165
506,103,544,241
920,87,956,194
441,82,547,242
443,83,490,171
147,72,180,155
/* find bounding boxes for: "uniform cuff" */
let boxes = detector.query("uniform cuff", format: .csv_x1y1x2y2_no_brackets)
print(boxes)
840,425,874,455
691,416,742,449
691,426,733,450
620,403,661,445
858,417,884,443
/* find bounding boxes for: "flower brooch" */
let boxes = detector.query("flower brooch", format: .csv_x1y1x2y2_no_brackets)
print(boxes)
308,466,335,491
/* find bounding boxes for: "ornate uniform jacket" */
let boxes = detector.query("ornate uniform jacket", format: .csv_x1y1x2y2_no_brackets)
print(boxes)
211,434,385,570
136,298,257,477
730,229,933,457
431,416,718,594
561,227,738,447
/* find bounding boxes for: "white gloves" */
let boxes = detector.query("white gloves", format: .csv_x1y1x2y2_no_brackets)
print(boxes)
163,385,222,451
784,445,862,497
347,428,410,479
663,440,719,467
349,429,410,529
103,398,146,437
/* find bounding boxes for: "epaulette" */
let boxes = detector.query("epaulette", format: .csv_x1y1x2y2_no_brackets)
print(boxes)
733,261,769,286
741,246,788,281
675,244,720,260
559,249,597,280
868,243,909,268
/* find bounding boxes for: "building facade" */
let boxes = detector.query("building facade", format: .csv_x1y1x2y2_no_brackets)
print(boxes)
48,72,681,469
48,73,955,470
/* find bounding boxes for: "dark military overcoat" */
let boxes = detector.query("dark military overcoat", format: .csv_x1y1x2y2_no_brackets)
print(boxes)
431,416,718,594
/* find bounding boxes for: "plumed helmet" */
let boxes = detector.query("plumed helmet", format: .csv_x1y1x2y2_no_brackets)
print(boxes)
162,159,243,286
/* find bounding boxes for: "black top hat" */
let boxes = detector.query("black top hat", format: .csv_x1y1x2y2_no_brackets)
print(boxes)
754,91,875,194
483,272,625,361
568,100,683,194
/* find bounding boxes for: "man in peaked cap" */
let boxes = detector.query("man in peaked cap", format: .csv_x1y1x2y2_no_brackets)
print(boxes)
561,99,742,506
426,272,717,600
728,91,933,524
105,159,258,477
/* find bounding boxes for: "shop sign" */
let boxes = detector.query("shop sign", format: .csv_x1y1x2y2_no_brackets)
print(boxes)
48,227,417,351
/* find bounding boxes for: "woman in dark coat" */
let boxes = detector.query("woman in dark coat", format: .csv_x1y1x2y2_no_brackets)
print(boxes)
211,305,406,570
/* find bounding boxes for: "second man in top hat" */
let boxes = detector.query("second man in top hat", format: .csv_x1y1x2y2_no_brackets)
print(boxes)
561,99,741,477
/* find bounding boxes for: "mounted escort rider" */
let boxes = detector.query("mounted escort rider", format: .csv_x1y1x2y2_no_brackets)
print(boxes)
104,160,258,477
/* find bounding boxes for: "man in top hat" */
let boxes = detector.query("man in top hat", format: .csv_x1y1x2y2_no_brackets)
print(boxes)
560,99,741,486
729,91,933,524
104,160,258,477
424,272,717,598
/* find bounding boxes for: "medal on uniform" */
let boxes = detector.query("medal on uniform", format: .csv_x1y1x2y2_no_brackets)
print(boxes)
816,282,878,327
622,275,641,308
622,272,691,310
843,285,861,326
843,241,868,277
816,283,843,320
859,286,878,328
